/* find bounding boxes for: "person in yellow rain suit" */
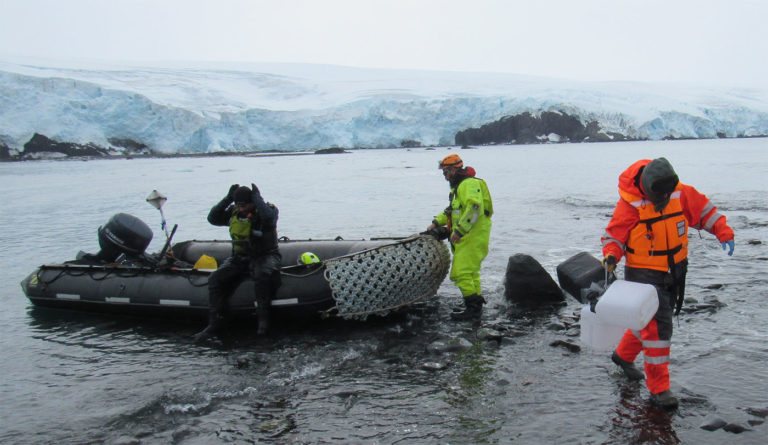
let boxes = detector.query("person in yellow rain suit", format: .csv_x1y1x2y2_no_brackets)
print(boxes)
426,154,493,320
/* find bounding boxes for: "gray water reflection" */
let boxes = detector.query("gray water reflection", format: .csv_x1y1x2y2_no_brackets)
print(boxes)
1,139,767,443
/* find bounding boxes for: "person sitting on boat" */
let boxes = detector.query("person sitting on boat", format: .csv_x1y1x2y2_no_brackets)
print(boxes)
425,154,493,321
601,157,735,409
194,184,281,341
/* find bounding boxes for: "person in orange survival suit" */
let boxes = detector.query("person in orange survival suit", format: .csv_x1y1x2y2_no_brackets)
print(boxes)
601,157,735,409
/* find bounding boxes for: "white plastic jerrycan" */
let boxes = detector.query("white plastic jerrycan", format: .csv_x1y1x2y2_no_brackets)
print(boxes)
595,280,659,330
579,305,626,351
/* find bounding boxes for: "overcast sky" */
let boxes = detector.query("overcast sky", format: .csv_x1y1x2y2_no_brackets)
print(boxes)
1,0,767,87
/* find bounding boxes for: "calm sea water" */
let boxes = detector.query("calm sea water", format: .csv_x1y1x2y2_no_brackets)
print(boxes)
1,139,766,444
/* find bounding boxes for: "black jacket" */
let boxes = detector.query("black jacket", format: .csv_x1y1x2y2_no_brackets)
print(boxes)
208,195,279,257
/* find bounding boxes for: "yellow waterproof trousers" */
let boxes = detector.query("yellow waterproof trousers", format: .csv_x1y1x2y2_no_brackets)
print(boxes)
449,218,491,297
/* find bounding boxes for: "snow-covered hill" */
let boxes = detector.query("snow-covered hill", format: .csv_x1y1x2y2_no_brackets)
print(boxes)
1,59,767,156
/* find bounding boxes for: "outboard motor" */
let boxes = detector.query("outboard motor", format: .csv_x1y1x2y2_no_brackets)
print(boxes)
96,213,153,262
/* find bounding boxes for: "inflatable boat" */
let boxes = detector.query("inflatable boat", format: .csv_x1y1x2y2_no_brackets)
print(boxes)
21,213,451,322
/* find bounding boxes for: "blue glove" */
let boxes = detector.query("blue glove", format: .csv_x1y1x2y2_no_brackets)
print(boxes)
721,240,734,256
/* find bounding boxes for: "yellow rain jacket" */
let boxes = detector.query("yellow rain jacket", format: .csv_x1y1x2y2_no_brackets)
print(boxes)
434,175,493,297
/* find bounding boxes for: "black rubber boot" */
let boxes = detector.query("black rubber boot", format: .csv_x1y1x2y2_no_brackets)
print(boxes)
650,389,679,409
194,287,227,343
193,311,222,343
611,351,645,381
450,294,485,321
256,299,271,336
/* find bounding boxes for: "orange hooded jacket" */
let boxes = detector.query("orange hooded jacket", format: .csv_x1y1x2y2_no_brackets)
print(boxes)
602,159,734,271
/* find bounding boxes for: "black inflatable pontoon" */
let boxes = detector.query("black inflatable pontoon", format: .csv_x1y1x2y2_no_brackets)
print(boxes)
21,214,451,322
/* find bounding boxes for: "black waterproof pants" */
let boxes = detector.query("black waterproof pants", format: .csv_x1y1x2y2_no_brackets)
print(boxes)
207,251,282,325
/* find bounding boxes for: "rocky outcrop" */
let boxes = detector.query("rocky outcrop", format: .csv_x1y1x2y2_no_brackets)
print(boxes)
400,139,422,148
0,131,357,161
107,138,152,155
455,111,634,146
0,134,155,161
0,141,10,160
23,133,110,158
315,147,347,154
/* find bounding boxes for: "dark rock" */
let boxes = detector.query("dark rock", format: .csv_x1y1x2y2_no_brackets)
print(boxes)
421,361,447,371
747,239,762,245
108,137,151,154
546,322,567,331
426,337,473,354
722,422,752,433
171,426,199,442
400,139,422,148
454,111,631,146
681,296,726,314
504,329,528,337
747,419,764,426
504,254,564,306
0,141,11,160
476,328,503,342
23,133,109,158
235,355,251,369
259,417,296,437
550,340,580,353
679,394,710,406
699,416,728,431
315,147,347,154
746,407,768,418
565,328,580,337
134,429,155,439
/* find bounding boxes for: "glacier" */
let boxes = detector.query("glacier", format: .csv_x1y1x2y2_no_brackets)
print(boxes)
1,59,768,156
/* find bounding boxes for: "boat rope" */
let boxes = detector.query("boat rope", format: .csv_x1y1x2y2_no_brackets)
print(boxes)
38,264,210,287
37,259,325,289
38,265,134,285
279,263,326,278
38,267,87,286
322,234,450,320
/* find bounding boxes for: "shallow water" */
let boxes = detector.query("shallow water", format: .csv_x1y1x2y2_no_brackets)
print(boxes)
1,138,767,444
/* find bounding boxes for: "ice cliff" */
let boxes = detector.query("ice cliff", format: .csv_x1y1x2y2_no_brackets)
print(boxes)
1,60,767,157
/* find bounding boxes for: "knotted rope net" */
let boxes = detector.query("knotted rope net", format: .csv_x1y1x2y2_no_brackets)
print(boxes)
323,234,451,320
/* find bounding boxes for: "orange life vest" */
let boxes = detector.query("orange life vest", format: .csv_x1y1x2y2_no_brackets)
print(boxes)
620,185,688,272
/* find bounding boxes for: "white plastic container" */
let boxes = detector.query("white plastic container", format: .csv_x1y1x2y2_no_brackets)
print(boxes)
579,305,626,351
595,280,659,330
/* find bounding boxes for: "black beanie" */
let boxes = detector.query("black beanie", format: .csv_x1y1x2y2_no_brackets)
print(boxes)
641,157,679,211
233,186,252,204
641,157,679,198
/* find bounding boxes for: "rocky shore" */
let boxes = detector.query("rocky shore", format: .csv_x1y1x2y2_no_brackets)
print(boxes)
0,133,350,161
4,110,766,162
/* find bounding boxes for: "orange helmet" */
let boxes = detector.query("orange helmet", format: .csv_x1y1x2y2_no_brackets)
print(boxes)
438,154,463,170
